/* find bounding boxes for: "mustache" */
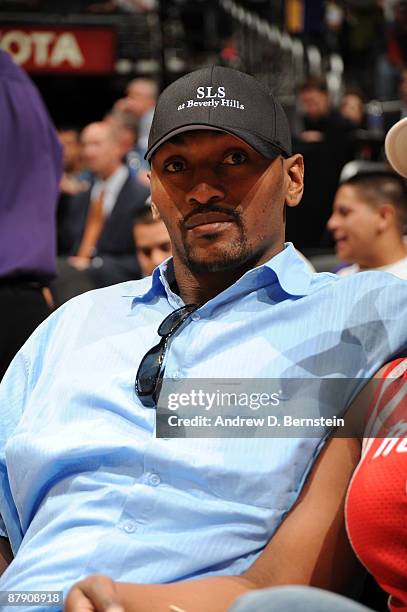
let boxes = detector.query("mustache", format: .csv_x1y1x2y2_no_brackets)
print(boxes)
181,204,241,228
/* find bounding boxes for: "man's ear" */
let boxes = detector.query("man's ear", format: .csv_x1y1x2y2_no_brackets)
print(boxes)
151,201,160,220
377,202,395,232
147,170,151,183
284,154,304,208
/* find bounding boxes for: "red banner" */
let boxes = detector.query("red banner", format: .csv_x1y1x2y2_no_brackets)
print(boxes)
0,27,117,74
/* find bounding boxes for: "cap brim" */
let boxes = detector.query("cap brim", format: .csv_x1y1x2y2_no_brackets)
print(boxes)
385,117,407,178
145,124,286,161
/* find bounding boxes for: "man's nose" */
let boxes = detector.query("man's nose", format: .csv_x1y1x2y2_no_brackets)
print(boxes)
327,214,337,232
186,180,225,206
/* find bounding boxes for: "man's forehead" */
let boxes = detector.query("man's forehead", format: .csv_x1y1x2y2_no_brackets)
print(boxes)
152,128,257,158
166,128,232,146
128,81,154,97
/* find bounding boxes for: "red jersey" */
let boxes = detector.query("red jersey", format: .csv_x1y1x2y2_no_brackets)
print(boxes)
346,358,407,611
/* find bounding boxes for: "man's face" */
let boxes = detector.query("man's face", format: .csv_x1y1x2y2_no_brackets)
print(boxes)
133,219,172,277
300,89,329,120
149,131,290,274
340,94,364,125
58,130,81,172
125,81,155,117
81,123,123,177
327,184,381,264
105,114,137,154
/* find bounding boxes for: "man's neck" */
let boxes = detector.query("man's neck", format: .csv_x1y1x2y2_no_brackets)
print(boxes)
97,162,123,181
172,268,246,305
172,245,284,305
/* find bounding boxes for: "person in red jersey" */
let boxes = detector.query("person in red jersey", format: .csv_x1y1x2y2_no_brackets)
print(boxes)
346,358,407,611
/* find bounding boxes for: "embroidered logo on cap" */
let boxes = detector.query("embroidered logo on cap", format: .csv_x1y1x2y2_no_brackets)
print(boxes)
177,86,245,111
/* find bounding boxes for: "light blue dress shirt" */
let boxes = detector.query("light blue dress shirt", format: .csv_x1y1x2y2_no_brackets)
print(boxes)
0,243,406,611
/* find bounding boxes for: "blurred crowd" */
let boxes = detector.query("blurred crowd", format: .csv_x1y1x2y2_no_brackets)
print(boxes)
284,0,407,102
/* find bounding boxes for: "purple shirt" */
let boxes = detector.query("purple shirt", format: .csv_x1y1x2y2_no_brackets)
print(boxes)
0,51,62,282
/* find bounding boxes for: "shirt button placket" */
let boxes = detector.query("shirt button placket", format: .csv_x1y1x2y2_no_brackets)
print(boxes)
149,473,161,486
122,520,136,534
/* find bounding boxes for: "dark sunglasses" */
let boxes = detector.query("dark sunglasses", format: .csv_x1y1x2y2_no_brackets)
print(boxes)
135,304,200,408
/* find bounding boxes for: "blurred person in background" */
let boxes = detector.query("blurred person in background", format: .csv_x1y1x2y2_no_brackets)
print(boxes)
287,76,356,248
296,76,355,143
105,109,138,162
52,120,149,305
114,77,158,155
113,79,158,187
0,50,62,380
58,127,84,191
133,203,172,277
327,172,407,279
340,89,367,129
57,126,90,256
105,108,149,187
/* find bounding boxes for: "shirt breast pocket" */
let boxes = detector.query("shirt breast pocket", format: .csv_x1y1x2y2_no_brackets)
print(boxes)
190,439,301,511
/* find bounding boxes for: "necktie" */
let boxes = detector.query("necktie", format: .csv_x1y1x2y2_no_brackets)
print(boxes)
76,188,105,259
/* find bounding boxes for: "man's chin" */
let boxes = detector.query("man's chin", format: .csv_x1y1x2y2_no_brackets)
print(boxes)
185,251,250,274
180,231,251,274
335,245,352,262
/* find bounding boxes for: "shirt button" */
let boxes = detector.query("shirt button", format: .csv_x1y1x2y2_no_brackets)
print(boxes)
149,473,161,486
191,313,200,321
123,521,136,533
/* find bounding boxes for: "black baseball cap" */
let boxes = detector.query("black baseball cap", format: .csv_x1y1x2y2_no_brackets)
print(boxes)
145,65,292,161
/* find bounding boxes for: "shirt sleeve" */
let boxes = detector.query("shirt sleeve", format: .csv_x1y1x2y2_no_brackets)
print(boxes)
0,348,31,548
0,350,30,450
0,312,57,549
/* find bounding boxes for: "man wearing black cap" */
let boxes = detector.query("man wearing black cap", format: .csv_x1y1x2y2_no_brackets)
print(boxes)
1,67,407,612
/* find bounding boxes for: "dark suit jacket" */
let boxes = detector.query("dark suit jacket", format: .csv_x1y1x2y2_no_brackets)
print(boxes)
64,173,150,287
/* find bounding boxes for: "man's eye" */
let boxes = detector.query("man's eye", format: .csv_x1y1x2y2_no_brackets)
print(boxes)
164,160,186,173
223,151,247,165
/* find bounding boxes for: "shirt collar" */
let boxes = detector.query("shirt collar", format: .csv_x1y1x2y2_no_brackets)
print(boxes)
123,257,181,308
124,243,315,307
262,242,315,296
